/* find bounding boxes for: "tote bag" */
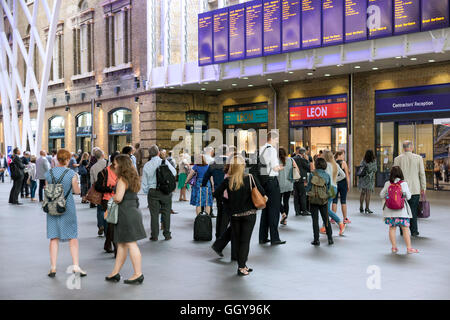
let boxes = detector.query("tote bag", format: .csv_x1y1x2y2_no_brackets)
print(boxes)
105,198,119,224
418,193,430,218
249,174,267,210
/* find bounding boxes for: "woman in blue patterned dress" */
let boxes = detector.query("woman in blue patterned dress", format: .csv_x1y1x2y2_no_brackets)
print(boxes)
185,154,213,215
45,149,86,278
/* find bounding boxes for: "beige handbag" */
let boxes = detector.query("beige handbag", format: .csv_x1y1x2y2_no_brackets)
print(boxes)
292,158,301,181
249,174,267,210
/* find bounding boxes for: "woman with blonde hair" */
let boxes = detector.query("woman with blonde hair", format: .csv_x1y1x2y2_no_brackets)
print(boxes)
213,155,266,276
45,149,85,278
322,150,346,236
105,155,147,284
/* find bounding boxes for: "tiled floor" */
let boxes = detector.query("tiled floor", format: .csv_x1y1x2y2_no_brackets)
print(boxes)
0,181,449,300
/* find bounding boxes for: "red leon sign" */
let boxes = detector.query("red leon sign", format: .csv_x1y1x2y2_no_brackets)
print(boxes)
289,102,347,121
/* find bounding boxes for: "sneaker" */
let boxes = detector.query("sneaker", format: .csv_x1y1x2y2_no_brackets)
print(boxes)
330,219,336,224
319,227,326,234
343,218,351,224
339,223,346,236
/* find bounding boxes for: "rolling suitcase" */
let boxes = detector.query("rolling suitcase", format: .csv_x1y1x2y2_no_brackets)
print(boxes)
193,187,212,241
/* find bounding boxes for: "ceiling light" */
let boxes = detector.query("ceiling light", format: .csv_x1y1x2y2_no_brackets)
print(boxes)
324,74,331,77
354,65,361,69
283,80,289,82
248,84,254,87
243,77,248,80
217,88,222,91
267,78,272,81
428,59,435,63
410,57,417,61
372,67,379,70
201,88,206,91
232,83,237,86
204,82,209,84
288,71,294,74
395,56,402,59
337,64,343,67
307,72,313,76
169,86,175,89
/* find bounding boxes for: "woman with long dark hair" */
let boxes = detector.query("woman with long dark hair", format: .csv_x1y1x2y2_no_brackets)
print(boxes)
277,147,295,225
358,150,377,214
105,155,146,284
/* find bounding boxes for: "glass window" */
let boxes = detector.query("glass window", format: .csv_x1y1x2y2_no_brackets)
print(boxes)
110,109,132,125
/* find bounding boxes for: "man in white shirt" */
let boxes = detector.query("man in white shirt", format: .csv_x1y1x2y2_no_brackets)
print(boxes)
258,131,286,245
142,145,176,241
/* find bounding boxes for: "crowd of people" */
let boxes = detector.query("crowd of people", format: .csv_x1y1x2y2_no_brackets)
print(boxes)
4,135,427,282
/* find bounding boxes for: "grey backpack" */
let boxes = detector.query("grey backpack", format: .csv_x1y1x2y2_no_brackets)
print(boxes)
42,169,72,216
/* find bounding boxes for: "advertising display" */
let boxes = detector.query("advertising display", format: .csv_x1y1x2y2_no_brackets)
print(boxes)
394,0,420,35
198,0,450,65
301,0,322,48
375,83,450,116
223,109,269,125
322,0,344,46
198,12,213,66
263,0,282,55
289,94,348,123
282,0,301,52
229,4,246,61
421,0,449,31
345,0,368,42
213,8,229,64
246,0,264,58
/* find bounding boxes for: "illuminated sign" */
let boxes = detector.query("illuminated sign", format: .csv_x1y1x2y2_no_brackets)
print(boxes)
289,94,348,121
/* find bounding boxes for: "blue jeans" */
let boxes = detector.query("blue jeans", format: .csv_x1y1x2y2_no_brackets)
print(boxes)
328,186,341,223
30,180,37,199
97,205,107,231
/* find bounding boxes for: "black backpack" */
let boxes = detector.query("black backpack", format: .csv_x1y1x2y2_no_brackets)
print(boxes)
156,159,176,195
248,146,271,186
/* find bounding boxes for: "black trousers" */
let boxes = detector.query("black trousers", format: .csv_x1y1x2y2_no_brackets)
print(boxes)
38,179,46,202
213,224,237,260
215,197,228,239
104,223,117,256
408,195,420,235
21,173,29,197
9,177,24,204
280,191,291,217
231,214,256,269
0,171,4,182
259,178,281,243
293,181,307,214
310,203,333,242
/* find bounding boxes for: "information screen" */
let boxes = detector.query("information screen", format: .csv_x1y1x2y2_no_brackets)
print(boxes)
322,0,344,46
302,0,322,49
229,4,246,61
198,12,213,66
345,0,368,42
264,0,282,55
282,0,301,52
394,0,420,35
421,0,449,31
246,0,264,58
213,8,229,64
367,0,393,39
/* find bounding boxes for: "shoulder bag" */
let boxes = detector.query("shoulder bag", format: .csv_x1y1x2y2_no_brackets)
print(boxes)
418,193,430,218
249,174,267,210
105,198,119,224
86,171,105,205
291,158,301,181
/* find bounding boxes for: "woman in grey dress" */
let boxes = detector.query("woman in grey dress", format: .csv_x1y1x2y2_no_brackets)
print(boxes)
105,155,146,285
45,149,86,278
358,150,377,214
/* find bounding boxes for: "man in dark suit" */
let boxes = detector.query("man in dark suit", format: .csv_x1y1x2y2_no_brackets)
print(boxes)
293,147,311,216
9,148,25,205
0,153,7,183
21,151,31,198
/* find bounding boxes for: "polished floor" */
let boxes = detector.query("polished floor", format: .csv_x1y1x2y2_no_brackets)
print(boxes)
0,180,449,300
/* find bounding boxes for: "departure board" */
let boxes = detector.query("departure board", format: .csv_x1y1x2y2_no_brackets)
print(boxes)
322,0,344,46
282,0,301,52
421,0,449,31
345,0,367,42
367,0,393,39
394,0,420,35
213,8,229,64
302,0,322,49
198,12,213,66
229,4,246,61
246,0,264,58
263,0,282,55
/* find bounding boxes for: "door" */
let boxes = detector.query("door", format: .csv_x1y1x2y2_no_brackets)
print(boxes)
433,119,450,191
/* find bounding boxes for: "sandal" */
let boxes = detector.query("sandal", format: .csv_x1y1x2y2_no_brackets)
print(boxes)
391,247,398,253
407,248,419,254
280,213,287,225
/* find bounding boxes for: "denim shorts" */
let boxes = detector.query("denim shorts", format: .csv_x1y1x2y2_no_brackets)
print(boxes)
332,179,348,204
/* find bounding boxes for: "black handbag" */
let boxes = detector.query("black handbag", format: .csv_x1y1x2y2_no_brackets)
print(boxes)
356,164,367,177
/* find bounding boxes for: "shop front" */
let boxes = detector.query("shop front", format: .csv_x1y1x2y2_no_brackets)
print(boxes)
48,116,65,151
289,94,348,157
108,108,132,154
75,112,92,153
223,102,268,155
375,83,450,190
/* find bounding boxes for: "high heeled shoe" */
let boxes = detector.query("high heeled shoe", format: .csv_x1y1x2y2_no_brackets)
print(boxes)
124,274,144,284
105,274,121,282
48,270,56,278
237,269,249,276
